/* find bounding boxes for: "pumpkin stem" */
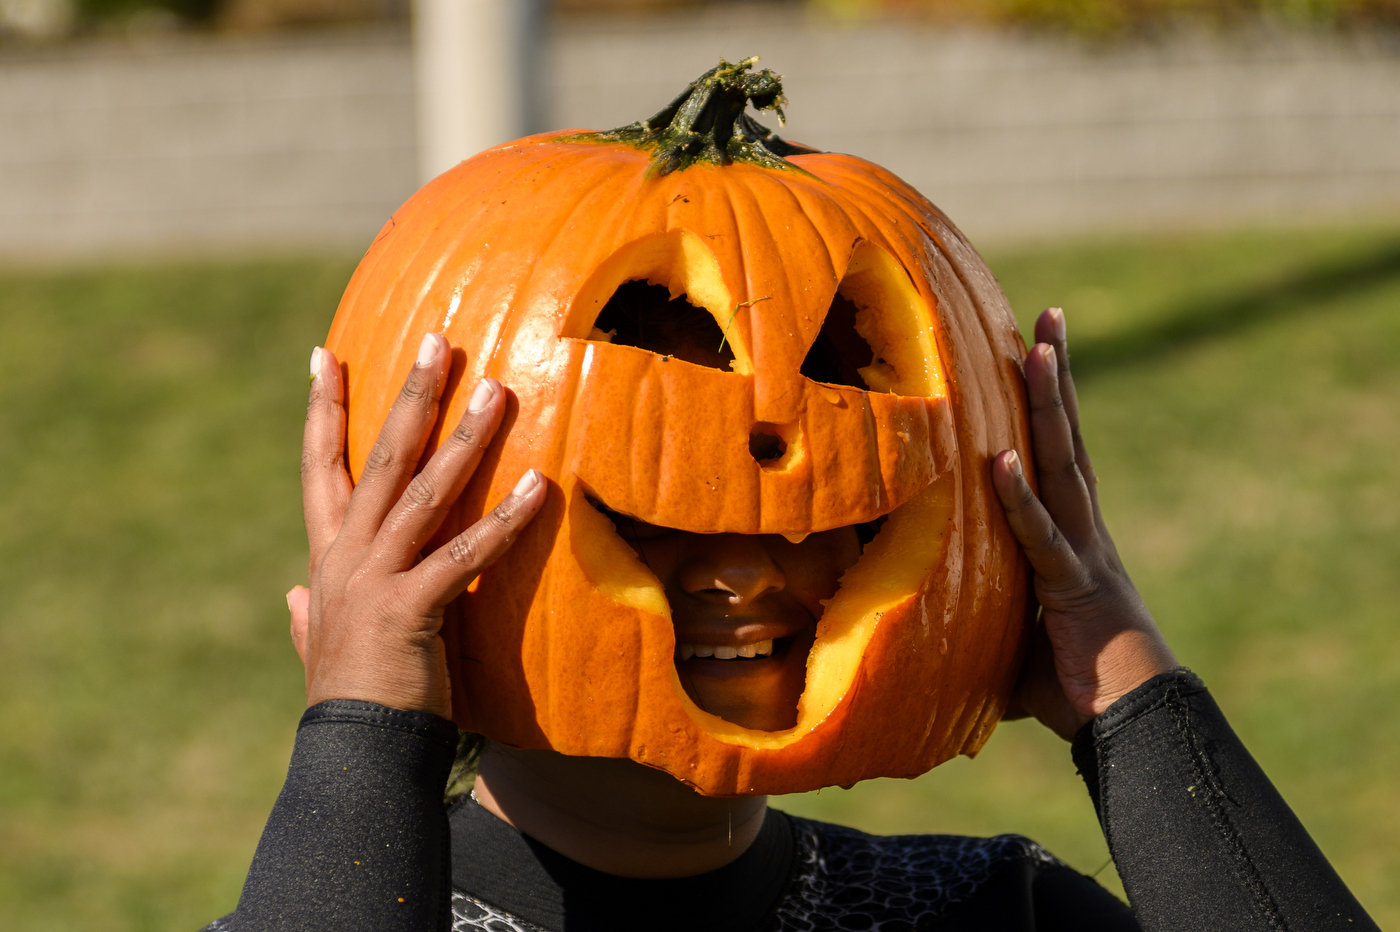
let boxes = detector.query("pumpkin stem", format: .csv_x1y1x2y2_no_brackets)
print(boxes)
568,57,820,177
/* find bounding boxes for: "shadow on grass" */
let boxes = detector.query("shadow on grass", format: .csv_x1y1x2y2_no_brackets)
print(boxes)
1068,237,1400,380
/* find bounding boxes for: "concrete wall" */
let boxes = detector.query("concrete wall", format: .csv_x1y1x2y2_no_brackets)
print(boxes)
0,28,417,259
3,9,1399,260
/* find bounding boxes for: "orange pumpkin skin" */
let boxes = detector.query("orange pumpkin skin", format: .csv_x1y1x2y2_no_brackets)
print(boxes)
325,64,1034,796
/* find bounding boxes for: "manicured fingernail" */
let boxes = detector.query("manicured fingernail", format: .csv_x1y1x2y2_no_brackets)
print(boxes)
467,378,498,413
416,333,442,367
309,346,322,381
1038,343,1057,368
512,469,542,497
1048,307,1066,344
1006,450,1023,479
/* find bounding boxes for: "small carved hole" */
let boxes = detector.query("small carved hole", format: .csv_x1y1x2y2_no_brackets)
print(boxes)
593,280,734,370
801,292,872,390
749,428,788,465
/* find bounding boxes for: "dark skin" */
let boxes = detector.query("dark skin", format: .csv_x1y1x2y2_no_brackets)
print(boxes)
289,307,1176,879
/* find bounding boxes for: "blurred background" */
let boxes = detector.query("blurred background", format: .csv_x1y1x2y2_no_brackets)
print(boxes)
1,1,1398,928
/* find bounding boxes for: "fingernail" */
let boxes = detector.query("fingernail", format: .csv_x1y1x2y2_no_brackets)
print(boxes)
512,469,542,497
309,346,322,381
416,333,442,367
1006,450,1023,479
467,378,497,414
285,589,296,611
1039,343,1057,368
1049,307,1066,344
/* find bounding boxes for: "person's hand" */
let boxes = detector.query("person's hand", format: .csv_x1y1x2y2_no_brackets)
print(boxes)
285,333,546,719
994,307,1177,740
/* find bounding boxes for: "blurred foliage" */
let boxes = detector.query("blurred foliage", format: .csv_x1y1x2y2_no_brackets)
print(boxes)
0,225,1397,929
65,0,408,28
56,0,1400,32
74,0,219,24
813,0,1400,35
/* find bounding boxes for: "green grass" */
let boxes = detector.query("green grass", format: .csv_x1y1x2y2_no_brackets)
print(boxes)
1,226,1398,929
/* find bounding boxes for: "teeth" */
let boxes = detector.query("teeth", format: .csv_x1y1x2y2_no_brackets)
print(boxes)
678,639,776,660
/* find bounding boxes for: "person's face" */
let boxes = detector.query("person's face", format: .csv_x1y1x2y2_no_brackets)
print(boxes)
603,511,863,731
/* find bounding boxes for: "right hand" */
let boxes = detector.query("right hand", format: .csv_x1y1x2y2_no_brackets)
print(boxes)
287,333,546,719
994,308,1177,739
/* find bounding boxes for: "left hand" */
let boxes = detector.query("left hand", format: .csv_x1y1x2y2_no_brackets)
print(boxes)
994,307,1177,740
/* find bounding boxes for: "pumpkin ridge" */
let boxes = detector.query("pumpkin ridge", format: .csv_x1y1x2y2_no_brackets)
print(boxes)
367,147,572,419
734,166,842,367
479,154,648,391
328,161,484,379
801,160,950,274
701,169,756,379
719,167,804,427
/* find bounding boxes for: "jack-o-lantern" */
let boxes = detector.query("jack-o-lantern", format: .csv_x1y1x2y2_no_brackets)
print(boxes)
326,59,1034,796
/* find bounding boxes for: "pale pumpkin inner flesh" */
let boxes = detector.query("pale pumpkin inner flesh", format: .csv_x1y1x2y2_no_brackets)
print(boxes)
565,237,954,747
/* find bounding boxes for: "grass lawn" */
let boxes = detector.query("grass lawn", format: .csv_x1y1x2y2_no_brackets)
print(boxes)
1,225,1397,929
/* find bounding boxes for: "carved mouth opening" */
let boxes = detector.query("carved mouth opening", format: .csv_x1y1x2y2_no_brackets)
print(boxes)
568,475,954,746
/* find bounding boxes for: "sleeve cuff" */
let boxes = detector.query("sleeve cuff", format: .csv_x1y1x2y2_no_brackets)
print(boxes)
299,699,460,752
1071,666,1205,804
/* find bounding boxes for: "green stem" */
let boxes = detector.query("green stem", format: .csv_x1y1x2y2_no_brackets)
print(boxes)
567,57,820,177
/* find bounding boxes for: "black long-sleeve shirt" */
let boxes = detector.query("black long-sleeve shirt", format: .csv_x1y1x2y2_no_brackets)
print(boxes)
208,669,1379,931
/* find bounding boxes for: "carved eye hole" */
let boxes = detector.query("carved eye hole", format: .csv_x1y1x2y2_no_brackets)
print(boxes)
591,280,736,371
800,292,874,391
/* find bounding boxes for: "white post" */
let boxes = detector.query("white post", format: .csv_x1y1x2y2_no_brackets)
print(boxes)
413,0,543,185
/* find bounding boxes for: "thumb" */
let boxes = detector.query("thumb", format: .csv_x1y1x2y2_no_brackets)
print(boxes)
287,585,310,665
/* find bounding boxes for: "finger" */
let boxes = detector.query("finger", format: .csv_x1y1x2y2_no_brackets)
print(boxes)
369,377,507,572
992,449,1083,586
287,585,310,665
338,333,451,546
302,346,353,566
406,469,548,613
1024,343,1097,545
1034,307,1101,516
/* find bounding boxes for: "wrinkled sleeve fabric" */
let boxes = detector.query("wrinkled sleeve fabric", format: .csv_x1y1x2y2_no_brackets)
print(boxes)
230,700,458,932
1073,668,1379,932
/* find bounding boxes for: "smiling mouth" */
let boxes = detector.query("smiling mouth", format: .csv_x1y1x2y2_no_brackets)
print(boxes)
674,625,818,732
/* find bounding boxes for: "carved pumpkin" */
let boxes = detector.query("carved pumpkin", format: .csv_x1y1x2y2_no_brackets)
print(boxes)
325,59,1034,796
